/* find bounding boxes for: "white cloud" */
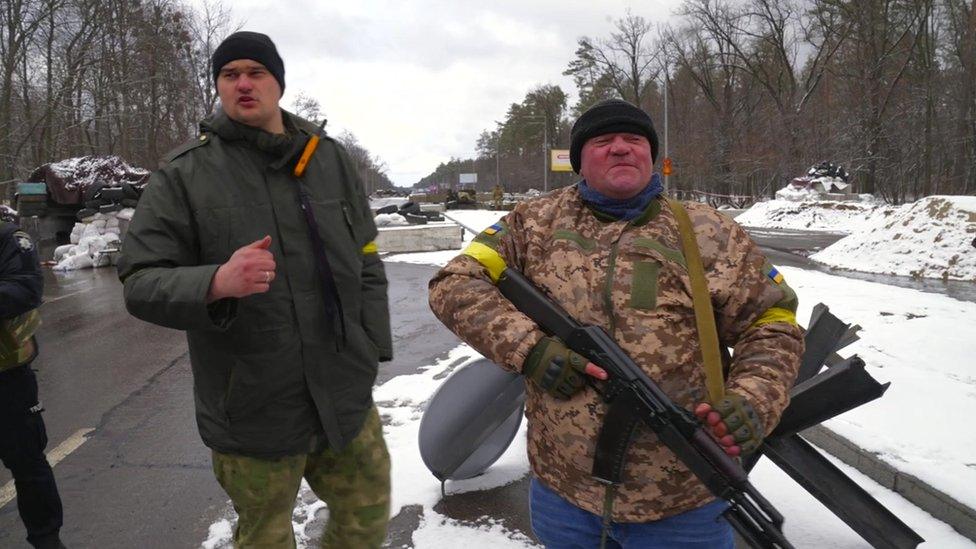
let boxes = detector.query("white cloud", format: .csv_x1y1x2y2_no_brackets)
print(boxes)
189,0,683,185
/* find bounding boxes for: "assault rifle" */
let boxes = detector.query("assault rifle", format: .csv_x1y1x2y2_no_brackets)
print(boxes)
494,266,793,549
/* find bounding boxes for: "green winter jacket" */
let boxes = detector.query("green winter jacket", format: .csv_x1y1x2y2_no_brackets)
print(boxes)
118,109,391,458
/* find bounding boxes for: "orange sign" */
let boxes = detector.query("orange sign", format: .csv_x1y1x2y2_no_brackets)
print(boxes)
662,157,673,176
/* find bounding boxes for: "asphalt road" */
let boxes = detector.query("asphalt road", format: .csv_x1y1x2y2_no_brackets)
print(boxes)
0,227,949,548
0,261,462,549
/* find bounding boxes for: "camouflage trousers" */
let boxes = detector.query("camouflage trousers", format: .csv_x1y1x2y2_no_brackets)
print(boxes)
212,406,391,548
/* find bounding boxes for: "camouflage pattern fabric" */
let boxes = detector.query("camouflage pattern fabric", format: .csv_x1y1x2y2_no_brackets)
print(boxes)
428,190,803,521
212,406,390,548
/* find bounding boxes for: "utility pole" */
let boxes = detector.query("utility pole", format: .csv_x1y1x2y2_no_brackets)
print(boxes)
663,66,669,192
543,120,549,192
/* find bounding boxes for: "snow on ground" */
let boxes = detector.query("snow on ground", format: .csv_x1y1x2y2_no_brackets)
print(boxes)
736,197,889,233
202,207,976,547
811,196,976,281
369,197,410,211
782,266,976,510
737,195,976,281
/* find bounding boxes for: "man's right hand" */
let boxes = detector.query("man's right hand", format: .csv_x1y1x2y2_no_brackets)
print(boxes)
207,236,276,302
522,336,607,399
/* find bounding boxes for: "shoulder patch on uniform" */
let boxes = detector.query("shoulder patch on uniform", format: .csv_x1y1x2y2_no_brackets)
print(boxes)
473,221,508,248
762,261,785,284
164,134,211,163
13,230,34,252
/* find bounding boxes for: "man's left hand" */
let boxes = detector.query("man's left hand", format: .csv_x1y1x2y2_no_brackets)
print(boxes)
694,393,764,457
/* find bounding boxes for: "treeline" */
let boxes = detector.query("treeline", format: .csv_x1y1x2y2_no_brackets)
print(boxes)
416,0,975,204
0,0,392,196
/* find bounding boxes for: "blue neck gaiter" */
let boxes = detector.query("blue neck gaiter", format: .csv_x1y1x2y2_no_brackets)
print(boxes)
578,173,663,221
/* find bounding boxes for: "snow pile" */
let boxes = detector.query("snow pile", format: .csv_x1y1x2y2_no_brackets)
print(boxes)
370,197,409,211
0,204,16,223
775,185,822,202
52,209,134,271
812,196,976,281
46,155,149,192
374,213,409,227
736,198,887,233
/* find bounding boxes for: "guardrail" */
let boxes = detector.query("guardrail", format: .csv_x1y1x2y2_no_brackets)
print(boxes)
671,189,759,209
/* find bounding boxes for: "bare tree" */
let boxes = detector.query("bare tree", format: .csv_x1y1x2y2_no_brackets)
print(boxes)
564,11,661,110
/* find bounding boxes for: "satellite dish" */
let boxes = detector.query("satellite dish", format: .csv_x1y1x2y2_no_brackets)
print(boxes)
418,358,526,489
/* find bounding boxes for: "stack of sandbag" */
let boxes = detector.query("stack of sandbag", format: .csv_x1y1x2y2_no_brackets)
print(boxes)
374,212,410,227
53,208,135,271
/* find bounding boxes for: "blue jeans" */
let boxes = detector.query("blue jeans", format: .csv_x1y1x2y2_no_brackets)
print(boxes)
529,477,734,549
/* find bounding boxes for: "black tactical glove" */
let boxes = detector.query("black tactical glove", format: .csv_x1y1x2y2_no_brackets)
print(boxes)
712,393,765,455
522,336,590,400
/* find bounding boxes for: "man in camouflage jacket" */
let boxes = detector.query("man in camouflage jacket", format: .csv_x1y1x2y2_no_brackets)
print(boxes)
429,99,803,547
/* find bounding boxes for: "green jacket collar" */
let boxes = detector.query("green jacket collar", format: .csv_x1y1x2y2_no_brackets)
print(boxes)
202,109,309,169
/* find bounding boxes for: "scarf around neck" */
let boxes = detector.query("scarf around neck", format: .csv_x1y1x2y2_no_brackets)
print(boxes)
578,172,663,221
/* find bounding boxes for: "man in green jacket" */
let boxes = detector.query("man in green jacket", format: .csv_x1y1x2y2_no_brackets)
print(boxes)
118,31,392,548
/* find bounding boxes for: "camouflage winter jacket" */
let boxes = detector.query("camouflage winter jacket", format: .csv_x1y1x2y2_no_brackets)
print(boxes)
428,187,803,521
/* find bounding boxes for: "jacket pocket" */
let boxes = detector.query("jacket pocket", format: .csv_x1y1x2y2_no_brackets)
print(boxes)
622,239,693,313
307,198,363,313
222,329,297,420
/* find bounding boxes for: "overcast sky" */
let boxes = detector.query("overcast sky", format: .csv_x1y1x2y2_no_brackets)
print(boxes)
195,0,682,187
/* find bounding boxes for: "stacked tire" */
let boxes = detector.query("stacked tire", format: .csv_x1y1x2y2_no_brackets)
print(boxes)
75,181,142,221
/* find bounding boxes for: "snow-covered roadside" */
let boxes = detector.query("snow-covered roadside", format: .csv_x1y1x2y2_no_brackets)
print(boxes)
781,266,976,510
736,195,976,281
810,196,976,281
736,197,887,233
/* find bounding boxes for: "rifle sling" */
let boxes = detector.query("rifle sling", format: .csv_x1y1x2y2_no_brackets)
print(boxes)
589,199,726,487
666,198,726,403
296,185,347,351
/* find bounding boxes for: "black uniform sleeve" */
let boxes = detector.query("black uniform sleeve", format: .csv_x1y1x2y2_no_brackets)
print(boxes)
0,226,44,319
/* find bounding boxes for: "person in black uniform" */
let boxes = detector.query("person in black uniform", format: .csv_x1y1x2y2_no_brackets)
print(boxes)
0,220,65,549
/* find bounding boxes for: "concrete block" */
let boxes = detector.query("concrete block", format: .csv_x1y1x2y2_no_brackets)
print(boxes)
420,203,446,213
376,223,463,253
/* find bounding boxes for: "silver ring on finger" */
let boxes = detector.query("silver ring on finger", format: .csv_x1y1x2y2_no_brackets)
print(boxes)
264,271,271,284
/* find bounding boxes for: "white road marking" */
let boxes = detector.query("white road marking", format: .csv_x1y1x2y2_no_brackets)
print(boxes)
0,427,95,509
42,289,92,305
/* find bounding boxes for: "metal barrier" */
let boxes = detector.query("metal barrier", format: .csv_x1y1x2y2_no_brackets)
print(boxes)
671,189,759,209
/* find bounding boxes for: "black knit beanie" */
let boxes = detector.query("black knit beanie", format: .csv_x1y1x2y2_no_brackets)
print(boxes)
570,99,659,173
212,31,285,92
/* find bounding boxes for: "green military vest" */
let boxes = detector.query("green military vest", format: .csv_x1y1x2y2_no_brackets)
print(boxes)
0,309,40,370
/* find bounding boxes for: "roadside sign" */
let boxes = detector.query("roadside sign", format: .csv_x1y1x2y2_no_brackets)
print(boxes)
551,149,572,172
459,173,477,184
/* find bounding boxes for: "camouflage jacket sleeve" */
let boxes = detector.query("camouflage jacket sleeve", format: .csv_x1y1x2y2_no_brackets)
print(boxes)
428,209,545,372
692,204,804,434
